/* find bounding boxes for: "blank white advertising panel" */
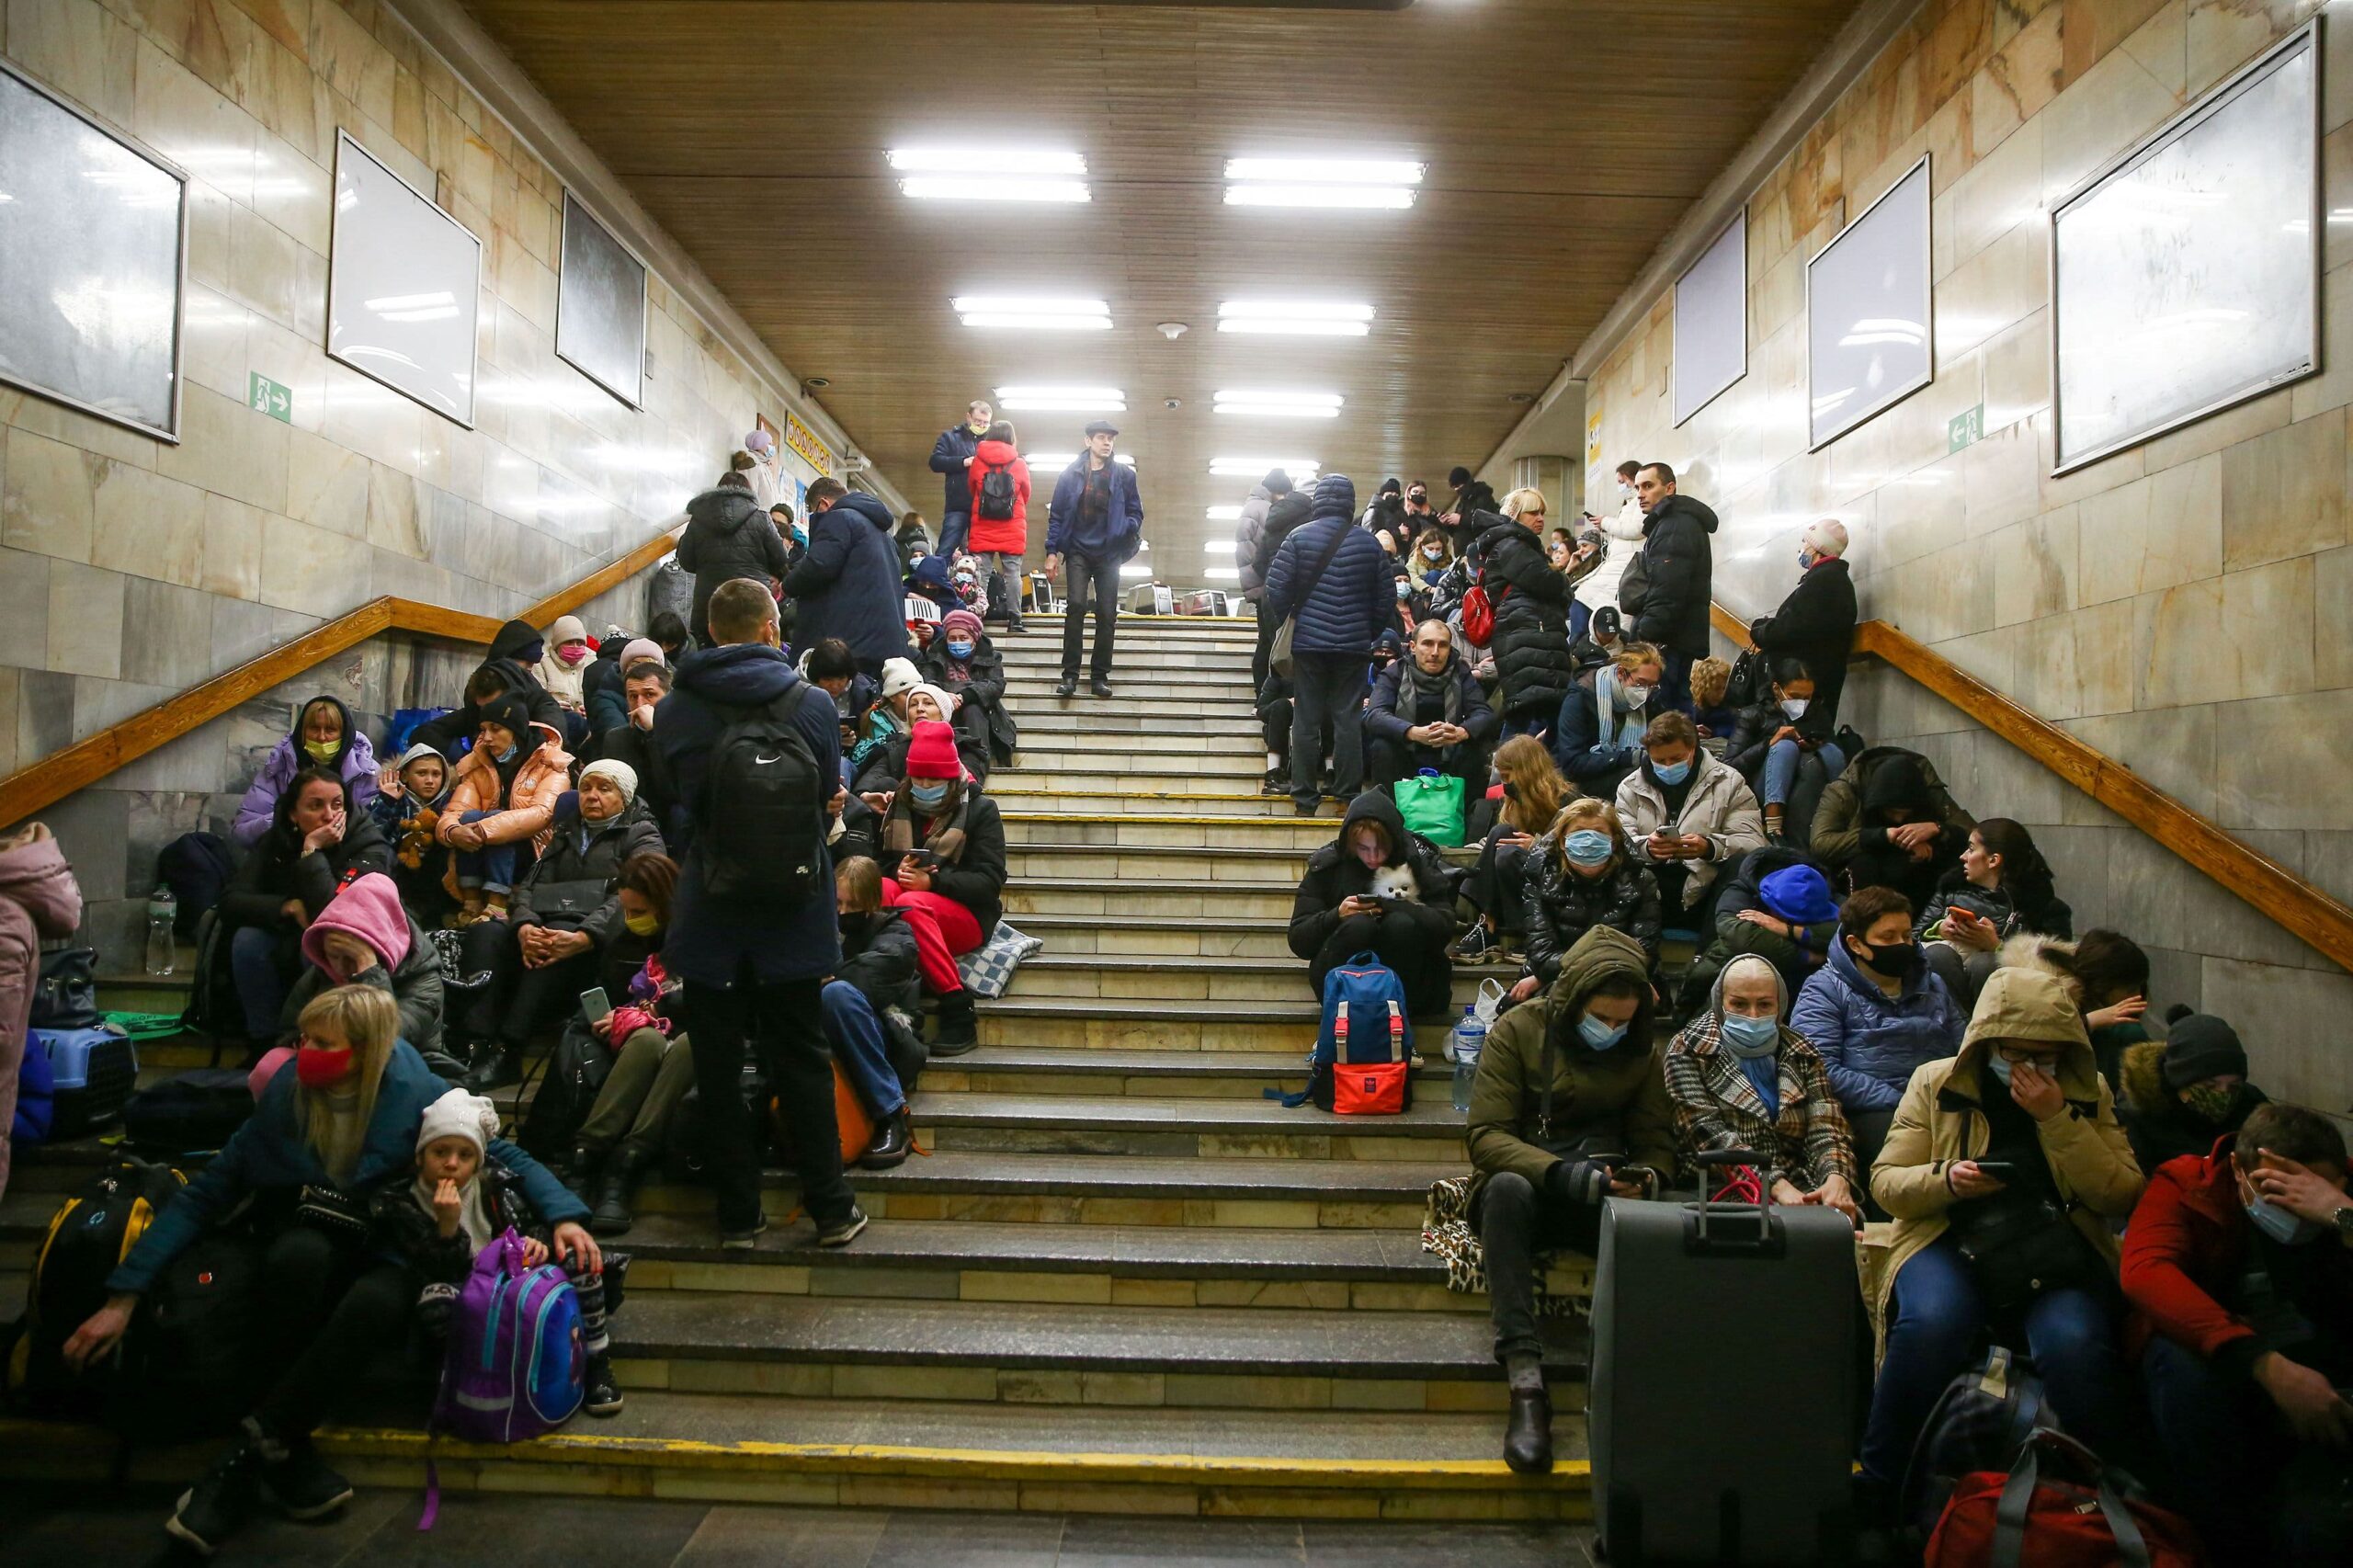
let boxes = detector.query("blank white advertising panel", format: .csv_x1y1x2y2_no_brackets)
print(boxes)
555,191,647,409
326,131,481,426
0,60,187,439
2051,24,2317,473
1807,155,1932,451
1673,209,1746,426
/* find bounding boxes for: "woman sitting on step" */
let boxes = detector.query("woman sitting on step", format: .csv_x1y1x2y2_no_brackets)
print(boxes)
1287,791,1458,1019
869,721,1006,1056
567,851,696,1237
222,767,392,1051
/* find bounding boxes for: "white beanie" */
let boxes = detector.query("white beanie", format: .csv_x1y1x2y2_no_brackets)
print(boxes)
1802,517,1849,559
880,657,922,699
579,758,640,812
548,613,589,645
910,682,961,718
417,1088,498,1157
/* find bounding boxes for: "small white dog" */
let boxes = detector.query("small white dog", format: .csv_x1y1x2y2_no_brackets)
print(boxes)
1369,864,1421,903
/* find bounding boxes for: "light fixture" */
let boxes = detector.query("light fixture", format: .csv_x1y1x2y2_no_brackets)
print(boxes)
1205,505,1243,521
1202,540,1236,555
1119,563,1153,580
1210,455,1320,477
889,148,1089,203
1213,389,1344,419
994,385,1126,412
1223,156,1423,210
1204,567,1242,583
1026,451,1135,469
1217,300,1374,337
953,295,1111,331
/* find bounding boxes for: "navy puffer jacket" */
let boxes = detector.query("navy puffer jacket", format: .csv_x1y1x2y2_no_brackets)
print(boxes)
1262,475,1392,657
784,492,911,667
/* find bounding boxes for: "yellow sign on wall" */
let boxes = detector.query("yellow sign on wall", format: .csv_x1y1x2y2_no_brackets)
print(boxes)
784,411,835,476
1586,411,1604,469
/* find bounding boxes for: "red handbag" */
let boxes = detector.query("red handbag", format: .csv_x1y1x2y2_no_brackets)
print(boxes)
1460,582,1495,646
1925,1430,2204,1568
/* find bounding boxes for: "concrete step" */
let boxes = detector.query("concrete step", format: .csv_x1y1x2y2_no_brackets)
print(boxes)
910,1090,1464,1161
1002,813,1356,850
997,658,1253,684
1002,710,1262,737
1002,879,1298,920
1006,752,1267,783
1010,909,1302,956
1002,951,1506,1006
988,787,1299,818
1000,684,1257,715
931,1044,1449,1101
1003,842,1312,884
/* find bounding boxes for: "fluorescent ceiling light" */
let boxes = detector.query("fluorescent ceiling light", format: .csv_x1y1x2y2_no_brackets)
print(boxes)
1205,506,1243,521
1210,455,1320,477
1216,300,1374,337
1026,451,1134,469
953,295,1111,330
1225,185,1415,210
1213,389,1344,418
891,148,1086,175
1203,540,1236,555
994,385,1125,412
1119,563,1153,579
1204,567,1241,583
1223,157,1422,210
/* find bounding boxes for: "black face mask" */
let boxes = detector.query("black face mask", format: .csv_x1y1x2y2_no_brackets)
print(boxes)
1856,938,1921,977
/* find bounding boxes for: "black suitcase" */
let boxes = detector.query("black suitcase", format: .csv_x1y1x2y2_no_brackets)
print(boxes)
1589,1149,1859,1565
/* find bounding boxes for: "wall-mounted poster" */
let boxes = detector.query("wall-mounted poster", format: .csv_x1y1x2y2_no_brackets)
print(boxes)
0,60,187,440
1806,155,1932,451
1674,209,1747,426
326,131,482,426
784,410,835,475
555,191,647,409
2051,24,2318,474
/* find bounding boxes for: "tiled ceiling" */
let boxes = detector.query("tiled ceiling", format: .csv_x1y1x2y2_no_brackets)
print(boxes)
460,0,1863,579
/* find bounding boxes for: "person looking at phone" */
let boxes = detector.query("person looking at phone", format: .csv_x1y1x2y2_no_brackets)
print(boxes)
1452,736,1571,963
1722,658,1845,844
1612,710,1766,922
2122,1101,2353,1567
872,720,1006,1055
1854,964,2144,1526
1790,885,1965,1175
1288,792,1459,1017
1915,819,2073,1007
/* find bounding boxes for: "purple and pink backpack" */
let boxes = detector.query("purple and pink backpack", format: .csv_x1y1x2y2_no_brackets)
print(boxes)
418,1228,584,1528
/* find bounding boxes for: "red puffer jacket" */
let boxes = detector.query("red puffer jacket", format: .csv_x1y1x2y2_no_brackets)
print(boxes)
965,439,1030,556
2120,1136,2267,1370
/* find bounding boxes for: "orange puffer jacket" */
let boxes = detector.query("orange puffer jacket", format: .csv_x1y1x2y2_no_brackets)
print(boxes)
436,723,574,869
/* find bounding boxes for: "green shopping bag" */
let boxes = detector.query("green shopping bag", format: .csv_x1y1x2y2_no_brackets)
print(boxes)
1393,769,1466,847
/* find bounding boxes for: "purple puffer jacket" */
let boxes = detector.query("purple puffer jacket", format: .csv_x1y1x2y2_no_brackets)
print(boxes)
233,724,379,846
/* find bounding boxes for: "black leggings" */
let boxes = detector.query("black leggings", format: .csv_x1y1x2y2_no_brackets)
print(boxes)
253,1227,415,1440
1309,910,1455,1020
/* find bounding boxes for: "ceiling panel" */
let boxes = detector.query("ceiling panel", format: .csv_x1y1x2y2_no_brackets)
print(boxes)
461,0,1862,577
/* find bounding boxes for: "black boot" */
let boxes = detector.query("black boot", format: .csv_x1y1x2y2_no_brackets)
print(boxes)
862,1108,913,1169
589,1153,645,1237
1503,1387,1553,1474
931,991,980,1056
463,1043,522,1093
1052,675,1077,699
568,1144,600,1199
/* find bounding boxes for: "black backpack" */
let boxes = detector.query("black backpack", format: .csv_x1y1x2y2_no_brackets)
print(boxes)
29,947,100,1030
699,688,825,903
156,832,233,939
120,1069,256,1156
1724,645,1772,710
976,460,1017,522
517,1011,617,1157
128,1227,263,1441
5,1157,186,1415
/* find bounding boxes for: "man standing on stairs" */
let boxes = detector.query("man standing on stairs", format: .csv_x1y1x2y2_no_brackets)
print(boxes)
1624,461,1719,717
653,577,866,1251
1044,419,1145,699
1263,473,1392,816
927,398,993,560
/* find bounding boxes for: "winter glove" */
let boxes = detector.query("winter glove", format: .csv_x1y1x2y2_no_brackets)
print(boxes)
1545,1158,1611,1210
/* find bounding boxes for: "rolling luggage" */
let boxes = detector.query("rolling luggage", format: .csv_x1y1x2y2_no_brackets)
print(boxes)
1589,1149,1859,1565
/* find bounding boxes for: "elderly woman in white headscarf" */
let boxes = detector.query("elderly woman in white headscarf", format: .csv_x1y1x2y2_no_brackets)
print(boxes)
1665,951,1863,1222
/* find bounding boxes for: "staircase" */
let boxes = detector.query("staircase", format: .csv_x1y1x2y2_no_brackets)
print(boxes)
1,614,1592,1520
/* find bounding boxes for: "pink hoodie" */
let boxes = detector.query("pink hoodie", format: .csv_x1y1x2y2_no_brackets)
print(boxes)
1,833,85,1197
299,871,413,974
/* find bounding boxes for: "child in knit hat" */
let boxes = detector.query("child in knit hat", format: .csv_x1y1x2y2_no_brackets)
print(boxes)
369,1087,627,1416
370,744,455,923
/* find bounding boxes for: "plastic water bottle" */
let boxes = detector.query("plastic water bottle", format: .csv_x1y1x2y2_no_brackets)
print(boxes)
1449,1005,1486,1112
146,884,176,976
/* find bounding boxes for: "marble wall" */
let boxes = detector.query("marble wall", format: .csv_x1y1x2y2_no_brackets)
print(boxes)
0,0,838,966
1582,0,2353,1110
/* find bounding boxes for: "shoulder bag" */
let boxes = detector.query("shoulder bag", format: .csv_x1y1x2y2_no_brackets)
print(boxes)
1269,522,1358,680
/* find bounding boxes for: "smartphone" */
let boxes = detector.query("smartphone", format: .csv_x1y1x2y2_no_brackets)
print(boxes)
579,987,613,1023
901,848,940,869
1971,1161,2018,1177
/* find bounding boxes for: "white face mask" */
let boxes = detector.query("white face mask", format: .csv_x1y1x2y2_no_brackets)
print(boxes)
1780,697,1809,720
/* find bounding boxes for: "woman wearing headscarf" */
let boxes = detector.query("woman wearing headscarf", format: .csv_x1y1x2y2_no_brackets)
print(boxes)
263,871,447,1091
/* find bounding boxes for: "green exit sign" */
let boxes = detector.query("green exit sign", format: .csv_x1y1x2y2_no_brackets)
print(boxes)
248,371,291,424
1948,403,1984,454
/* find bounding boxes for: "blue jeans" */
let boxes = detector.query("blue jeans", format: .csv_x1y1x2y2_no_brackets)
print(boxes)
937,510,971,558
1761,738,1846,806
230,924,290,1039
1566,598,1590,646
820,980,907,1118
452,809,518,894
1859,1235,2131,1486
1496,712,1549,747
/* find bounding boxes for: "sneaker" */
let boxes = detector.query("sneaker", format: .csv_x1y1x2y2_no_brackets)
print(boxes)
583,1354,624,1417
167,1440,266,1555
1007,617,1027,633
720,1213,769,1250
817,1206,870,1248
1449,926,1495,961
260,1437,352,1520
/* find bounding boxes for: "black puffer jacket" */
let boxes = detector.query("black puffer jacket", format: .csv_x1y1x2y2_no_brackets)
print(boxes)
1750,556,1857,726
1521,835,1661,983
1628,494,1720,657
222,811,394,930
511,801,665,947
1250,491,1313,586
1464,511,1574,722
676,485,790,639
838,908,922,1017
1286,791,1457,959
889,792,1008,936
412,619,565,759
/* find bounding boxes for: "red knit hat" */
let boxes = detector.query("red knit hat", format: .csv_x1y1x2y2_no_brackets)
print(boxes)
904,720,961,779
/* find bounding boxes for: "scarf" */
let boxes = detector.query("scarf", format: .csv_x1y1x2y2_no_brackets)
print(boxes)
409,1170,495,1254
303,1084,369,1188
1593,665,1645,753
882,778,970,862
1404,661,1464,728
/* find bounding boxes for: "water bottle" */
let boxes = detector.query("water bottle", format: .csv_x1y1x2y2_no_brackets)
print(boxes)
1449,1004,1486,1113
146,883,177,976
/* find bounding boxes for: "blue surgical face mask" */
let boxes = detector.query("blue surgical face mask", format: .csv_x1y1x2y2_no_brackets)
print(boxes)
1985,1052,2014,1086
1798,548,1814,569
908,779,951,811
946,640,974,659
495,743,517,764
1578,1013,1629,1051
1720,1012,1779,1056
2247,1196,2326,1245
1563,829,1614,868
1651,757,1690,786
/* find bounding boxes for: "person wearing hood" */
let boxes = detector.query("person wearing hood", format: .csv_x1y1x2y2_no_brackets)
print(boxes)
1613,710,1767,919
928,398,994,558
1286,791,1458,1018
963,419,1032,632
265,871,447,1092
1365,619,1497,787
1667,952,1861,1222
368,742,457,926
1748,517,1858,728
1518,798,1661,999
653,578,861,1249
224,768,393,1045
2119,1006,2270,1176
2001,928,2155,1096
1620,462,1719,714
0,821,81,1199
1677,854,1839,1017
1465,925,1677,1473
1234,470,1293,687
233,695,379,847
1574,461,1648,623
1463,490,1575,744
1788,885,1965,1173
539,614,596,719
1439,465,1501,554
676,470,790,649
1043,420,1144,699
786,477,910,676
904,551,965,619
409,619,567,762
924,608,1017,765
894,510,934,571
2120,1101,2353,1568
1859,966,2144,1517
1264,474,1393,815
435,694,574,926
1807,744,1973,908
874,720,1006,1055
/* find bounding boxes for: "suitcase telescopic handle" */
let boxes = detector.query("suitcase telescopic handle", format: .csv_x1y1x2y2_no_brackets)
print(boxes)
1685,1149,1784,1256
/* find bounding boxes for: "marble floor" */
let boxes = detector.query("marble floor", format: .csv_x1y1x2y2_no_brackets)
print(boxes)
0,1488,1597,1567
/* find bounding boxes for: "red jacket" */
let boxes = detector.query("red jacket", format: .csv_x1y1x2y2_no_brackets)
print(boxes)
965,438,1030,556
2120,1136,2264,1372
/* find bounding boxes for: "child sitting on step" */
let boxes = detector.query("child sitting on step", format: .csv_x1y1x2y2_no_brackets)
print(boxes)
370,1088,627,1417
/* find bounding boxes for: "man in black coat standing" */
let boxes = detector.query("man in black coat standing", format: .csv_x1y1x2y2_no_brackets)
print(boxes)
926,398,993,559
1626,461,1719,716
1749,517,1858,728
785,479,911,678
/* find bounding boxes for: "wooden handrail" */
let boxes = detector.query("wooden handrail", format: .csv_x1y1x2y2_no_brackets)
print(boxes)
1711,602,2353,973
0,525,685,829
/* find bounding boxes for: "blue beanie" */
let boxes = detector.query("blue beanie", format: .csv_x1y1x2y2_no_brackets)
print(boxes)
1312,472,1357,523
1758,865,1837,926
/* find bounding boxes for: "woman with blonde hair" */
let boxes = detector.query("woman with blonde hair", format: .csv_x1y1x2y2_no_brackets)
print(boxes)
1555,639,1666,797
1515,797,1660,998
1454,735,1574,962
62,983,585,1554
1453,486,1574,743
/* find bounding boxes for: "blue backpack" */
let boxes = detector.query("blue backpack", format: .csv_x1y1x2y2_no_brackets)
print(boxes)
1271,952,1415,1113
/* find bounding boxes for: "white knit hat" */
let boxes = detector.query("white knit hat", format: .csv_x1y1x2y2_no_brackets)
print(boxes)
579,757,640,812
909,682,961,719
1802,517,1849,558
879,657,922,699
417,1088,498,1157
